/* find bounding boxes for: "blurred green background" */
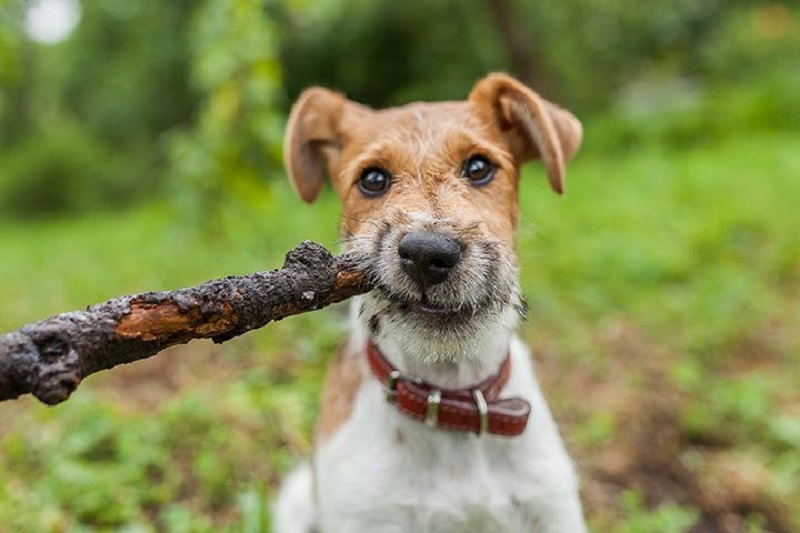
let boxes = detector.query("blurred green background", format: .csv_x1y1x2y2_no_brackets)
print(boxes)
0,0,799,531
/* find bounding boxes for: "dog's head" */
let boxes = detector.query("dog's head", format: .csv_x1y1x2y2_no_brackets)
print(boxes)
284,74,581,362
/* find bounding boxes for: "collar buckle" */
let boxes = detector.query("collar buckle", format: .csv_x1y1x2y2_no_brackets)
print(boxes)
384,369,423,403
471,388,489,435
425,389,442,427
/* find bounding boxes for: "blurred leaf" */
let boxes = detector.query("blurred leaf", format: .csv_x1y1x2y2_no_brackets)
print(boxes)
167,0,284,237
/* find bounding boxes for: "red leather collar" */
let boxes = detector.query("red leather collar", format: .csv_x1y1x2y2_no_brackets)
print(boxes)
366,341,531,437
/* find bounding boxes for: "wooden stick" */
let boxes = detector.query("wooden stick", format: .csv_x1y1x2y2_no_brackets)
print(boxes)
0,241,371,405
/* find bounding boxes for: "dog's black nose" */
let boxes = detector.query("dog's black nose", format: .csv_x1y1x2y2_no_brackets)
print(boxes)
398,231,461,289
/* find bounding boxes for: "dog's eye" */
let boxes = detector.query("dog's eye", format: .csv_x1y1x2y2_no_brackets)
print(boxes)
358,168,391,197
462,156,495,186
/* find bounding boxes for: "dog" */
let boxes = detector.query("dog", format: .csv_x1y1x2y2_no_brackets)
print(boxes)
273,73,586,532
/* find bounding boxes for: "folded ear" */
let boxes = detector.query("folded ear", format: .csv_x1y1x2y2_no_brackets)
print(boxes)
284,87,347,203
469,73,582,194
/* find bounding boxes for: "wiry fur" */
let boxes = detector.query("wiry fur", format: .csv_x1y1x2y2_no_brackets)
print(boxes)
346,209,523,365
274,74,587,532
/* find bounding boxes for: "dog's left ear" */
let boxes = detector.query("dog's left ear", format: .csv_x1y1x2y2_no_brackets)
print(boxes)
469,73,582,194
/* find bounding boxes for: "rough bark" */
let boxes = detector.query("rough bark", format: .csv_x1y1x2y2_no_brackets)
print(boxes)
0,241,371,405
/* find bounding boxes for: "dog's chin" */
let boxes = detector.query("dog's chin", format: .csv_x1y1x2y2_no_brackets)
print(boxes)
360,285,522,363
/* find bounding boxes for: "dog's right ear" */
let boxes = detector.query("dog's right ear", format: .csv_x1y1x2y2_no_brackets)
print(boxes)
284,88,348,203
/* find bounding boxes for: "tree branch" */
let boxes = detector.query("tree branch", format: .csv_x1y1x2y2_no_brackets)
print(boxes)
0,241,371,405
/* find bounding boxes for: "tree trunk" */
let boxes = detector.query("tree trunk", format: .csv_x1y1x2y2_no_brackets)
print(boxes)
483,0,547,91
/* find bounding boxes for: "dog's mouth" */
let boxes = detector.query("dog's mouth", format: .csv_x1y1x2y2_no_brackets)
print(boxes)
375,284,484,323
412,297,476,318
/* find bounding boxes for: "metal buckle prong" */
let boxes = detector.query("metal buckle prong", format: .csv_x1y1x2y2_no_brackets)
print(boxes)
425,389,442,427
472,389,489,436
385,370,424,403
385,370,402,402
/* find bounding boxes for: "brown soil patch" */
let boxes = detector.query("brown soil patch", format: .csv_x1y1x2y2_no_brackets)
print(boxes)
534,318,795,532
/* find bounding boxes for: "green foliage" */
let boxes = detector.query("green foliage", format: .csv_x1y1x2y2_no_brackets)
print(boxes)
53,0,197,147
0,1,196,217
2,0,799,221
0,1,25,81
699,3,800,82
0,338,326,530
0,0,28,144
0,121,149,219
281,0,800,114
617,491,699,533
280,0,509,107
585,70,800,154
168,0,285,233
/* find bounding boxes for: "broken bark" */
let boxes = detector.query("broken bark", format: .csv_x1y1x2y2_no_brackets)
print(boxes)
0,241,371,405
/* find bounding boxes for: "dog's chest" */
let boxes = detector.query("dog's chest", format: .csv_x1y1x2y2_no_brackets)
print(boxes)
314,342,580,532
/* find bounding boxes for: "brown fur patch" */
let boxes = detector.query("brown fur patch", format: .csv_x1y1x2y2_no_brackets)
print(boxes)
331,102,521,245
316,340,365,443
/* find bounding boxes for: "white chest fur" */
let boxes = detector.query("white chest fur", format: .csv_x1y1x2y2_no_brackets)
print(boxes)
314,336,586,533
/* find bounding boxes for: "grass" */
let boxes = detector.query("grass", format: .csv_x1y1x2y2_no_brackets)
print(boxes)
0,130,798,531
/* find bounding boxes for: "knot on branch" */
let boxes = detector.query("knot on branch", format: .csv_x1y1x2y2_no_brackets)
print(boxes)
281,241,337,309
29,328,82,405
34,347,81,405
